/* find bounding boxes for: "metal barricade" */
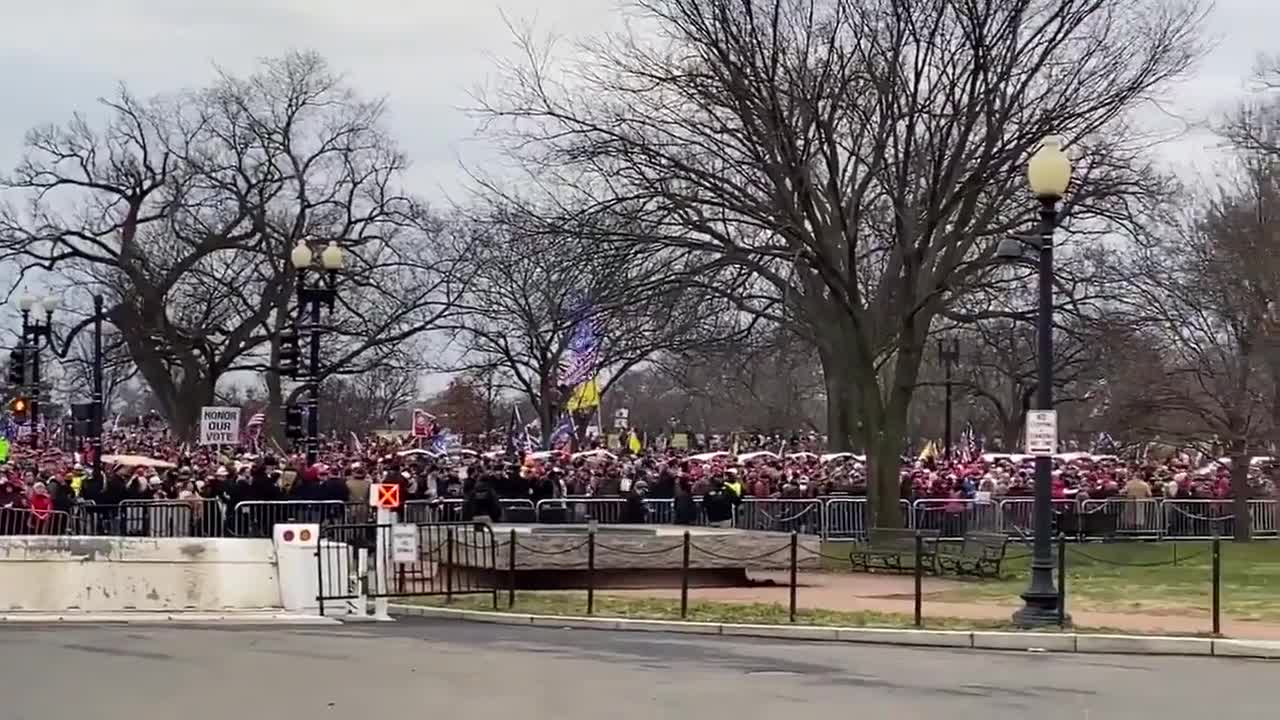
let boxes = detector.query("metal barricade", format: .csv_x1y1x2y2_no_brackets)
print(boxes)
911,499,1001,540
999,497,1080,537
1249,499,1279,537
230,500,347,537
735,499,824,535
403,499,462,523
822,497,868,539
536,497,627,524
115,499,224,537
1164,499,1237,539
402,499,536,524
0,507,70,535
640,498,677,524
316,521,498,614
1075,499,1163,539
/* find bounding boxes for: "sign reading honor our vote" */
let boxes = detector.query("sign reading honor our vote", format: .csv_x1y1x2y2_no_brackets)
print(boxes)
199,406,242,446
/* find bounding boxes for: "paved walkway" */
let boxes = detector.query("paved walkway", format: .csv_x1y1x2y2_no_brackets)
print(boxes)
604,572,1280,639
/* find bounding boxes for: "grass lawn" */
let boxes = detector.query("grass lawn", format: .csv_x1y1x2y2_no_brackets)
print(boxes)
825,540,1280,622
408,591,1018,631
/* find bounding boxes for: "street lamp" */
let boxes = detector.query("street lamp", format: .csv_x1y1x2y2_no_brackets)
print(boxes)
996,136,1072,628
290,240,343,466
15,293,59,448
937,338,960,460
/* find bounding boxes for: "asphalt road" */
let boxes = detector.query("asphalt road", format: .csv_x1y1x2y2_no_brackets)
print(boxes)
0,618,1273,720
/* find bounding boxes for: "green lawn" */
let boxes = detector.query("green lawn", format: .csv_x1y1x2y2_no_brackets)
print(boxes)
822,540,1280,622
409,591,1014,631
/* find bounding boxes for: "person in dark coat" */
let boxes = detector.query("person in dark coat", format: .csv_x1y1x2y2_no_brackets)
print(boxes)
702,478,736,527
462,474,503,522
673,477,699,525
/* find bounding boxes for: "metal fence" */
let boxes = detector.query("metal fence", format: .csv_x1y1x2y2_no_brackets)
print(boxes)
228,500,353,537
735,499,824,534
0,496,1275,541
402,499,537,524
73,500,224,537
316,521,498,615
0,507,71,535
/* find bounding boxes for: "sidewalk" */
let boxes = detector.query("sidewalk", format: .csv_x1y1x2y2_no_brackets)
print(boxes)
602,572,1280,639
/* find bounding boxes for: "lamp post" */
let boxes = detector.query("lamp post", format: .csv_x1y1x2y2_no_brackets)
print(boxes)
91,295,105,495
938,338,960,460
996,136,1072,628
290,240,343,467
15,294,60,449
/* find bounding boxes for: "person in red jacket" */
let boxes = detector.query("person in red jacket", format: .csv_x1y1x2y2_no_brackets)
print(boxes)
28,482,54,534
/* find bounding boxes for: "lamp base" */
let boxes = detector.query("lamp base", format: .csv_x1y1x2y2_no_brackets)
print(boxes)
1012,592,1072,629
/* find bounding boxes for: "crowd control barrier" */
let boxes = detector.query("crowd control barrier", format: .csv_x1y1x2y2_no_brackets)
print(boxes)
1,496,1275,542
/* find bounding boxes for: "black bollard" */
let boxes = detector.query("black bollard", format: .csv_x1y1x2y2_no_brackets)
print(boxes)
508,528,517,609
789,532,798,623
587,529,596,616
1211,532,1221,636
681,531,691,619
913,532,923,628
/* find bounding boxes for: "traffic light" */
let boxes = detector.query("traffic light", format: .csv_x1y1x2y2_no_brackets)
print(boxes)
7,349,24,387
279,329,301,378
285,404,304,440
9,396,29,421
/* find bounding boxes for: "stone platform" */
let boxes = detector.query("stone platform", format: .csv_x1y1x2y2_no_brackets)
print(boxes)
451,524,821,589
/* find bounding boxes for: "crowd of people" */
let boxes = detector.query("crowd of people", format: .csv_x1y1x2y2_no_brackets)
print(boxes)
1,422,1277,536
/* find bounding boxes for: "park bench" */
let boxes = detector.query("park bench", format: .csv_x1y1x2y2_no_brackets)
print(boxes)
937,531,1009,578
849,527,940,574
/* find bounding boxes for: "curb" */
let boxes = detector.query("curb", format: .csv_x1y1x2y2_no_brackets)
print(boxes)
387,604,1280,659
0,612,339,625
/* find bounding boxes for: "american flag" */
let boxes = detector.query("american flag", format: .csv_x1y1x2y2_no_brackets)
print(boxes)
430,430,457,454
960,421,980,464
558,305,602,389
548,413,575,449
246,412,265,451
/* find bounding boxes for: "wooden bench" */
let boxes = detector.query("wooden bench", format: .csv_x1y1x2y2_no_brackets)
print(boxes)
849,527,939,574
937,532,1008,578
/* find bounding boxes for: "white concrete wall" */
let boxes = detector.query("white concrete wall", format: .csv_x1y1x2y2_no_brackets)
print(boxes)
0,537,281,612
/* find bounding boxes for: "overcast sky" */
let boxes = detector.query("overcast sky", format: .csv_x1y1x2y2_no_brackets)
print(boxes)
1,0,1275,198
0,0,1275,398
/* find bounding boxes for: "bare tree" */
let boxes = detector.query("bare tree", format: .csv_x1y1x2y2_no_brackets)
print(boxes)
443,198,727,444
316,366,421,438
476,0,1204,524
1,52,458,439
1113,148,1280,540
56,324,137,409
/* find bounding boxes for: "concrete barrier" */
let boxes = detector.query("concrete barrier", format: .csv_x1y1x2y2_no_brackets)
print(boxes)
0,536,281,612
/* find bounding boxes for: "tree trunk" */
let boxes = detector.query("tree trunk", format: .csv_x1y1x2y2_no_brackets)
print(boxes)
1228,452,1252,543
817,345,856,451
863,384,912,528
265,363,285,449
1001,416,1021,452
167,377,217,442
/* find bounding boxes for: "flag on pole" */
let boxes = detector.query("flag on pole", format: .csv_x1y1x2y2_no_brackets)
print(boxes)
431,430,457,454
549,413,575,449
246,412,265,452
514,406,534,453
559,303,602,389
566,377,600,412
